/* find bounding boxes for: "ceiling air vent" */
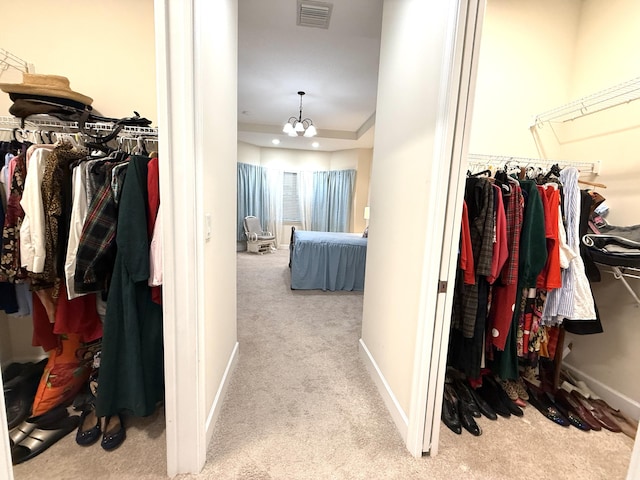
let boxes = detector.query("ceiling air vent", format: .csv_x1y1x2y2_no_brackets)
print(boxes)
297,0,333,29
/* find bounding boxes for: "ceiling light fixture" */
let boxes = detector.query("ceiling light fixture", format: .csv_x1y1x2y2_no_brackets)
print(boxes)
283,91,317,138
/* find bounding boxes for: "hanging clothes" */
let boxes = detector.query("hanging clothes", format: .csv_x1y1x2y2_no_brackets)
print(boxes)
492,179,547,380
541,168,596,324
96,155,164,418
487,181,523,351
146,156,162,304
74,160,124,294
0,153,27,282
449,177,495,379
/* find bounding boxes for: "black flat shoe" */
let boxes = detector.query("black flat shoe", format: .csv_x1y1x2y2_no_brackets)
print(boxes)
475,377,511,418
101,414,126,451
547,392,590,431
485,375,523,417
442,384,462,434
76,407,102,446
526,384,570,427
468,386,497,420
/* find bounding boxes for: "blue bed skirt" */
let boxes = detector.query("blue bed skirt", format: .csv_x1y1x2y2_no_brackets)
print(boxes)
290,229,367,291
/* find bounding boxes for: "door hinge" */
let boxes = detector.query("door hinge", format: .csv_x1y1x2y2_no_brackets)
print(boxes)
437,280,448,293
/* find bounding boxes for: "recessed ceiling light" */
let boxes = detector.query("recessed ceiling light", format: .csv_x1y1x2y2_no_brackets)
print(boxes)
311,142,319,148
272,139,281,145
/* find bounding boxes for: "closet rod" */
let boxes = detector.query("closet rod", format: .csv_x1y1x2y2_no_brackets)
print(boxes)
530,76,640,127
0,48,34,74
467,153,600,174
0,115,158,136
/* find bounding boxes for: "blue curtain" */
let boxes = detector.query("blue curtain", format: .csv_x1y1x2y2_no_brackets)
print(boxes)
311,169,356,232
237,163,269,241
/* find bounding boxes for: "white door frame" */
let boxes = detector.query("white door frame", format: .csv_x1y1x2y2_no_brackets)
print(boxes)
154,0,207,476
406,0,486,457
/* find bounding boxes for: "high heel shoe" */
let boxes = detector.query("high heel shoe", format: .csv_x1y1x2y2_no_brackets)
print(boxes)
76,406,102,446
452,380,481,418
101,413,126,451
447,384,481,436
442,384,462,434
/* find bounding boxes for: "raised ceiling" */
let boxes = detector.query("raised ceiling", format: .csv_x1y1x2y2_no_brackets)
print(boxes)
238,0,383,152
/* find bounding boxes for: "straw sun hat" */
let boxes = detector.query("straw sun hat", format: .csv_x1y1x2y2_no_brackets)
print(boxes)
0,73,93,106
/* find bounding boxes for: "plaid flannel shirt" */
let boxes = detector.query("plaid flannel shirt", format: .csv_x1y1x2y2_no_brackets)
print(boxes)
74,161,123,293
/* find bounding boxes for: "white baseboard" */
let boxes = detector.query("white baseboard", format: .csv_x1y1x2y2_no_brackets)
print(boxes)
205,341,239,445
563,363,640,421
358,338,408,441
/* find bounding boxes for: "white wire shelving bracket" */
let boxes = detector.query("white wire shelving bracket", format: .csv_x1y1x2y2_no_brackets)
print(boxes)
530,76,640,128
467,153,600,175
0,48,34,74
0,115,158,136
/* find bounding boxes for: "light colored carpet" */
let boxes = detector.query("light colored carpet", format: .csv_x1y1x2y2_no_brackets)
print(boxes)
11,248,635,479
177,249,634,480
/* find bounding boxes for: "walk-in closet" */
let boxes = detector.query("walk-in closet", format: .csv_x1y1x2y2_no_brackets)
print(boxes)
0,1,172,478
436,0,639,477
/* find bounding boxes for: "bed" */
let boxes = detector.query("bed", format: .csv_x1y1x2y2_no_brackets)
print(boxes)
289,227,367,291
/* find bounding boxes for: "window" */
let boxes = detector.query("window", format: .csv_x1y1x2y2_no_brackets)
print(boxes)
283,172,301,222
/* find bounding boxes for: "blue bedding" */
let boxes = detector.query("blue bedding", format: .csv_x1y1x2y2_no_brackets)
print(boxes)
290,230,367,291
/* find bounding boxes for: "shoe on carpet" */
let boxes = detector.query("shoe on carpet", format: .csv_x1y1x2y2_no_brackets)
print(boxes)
475,377,511,418
452,380,481,418
468,386,498,420
514,377,529,401
525,382,570,427
571,390,621,433
485,375,523,417
442,384,462,434
11,415,80,465
499,379,519,401
554,388,600,431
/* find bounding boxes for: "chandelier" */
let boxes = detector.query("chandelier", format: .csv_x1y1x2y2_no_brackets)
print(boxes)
282,91,317,137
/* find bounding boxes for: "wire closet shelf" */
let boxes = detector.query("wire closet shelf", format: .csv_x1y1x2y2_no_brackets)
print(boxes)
467,153,600,175
531,76,640,127
0,48,33,74
0,115,158,137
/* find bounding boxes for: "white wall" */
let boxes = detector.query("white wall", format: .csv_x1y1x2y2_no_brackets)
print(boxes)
0,0,157,123
237,141,261,165
361,0,461,425
197,0,239,432
469,0,640,411
260,147,331,170
552,0,640,407
469,0,581,157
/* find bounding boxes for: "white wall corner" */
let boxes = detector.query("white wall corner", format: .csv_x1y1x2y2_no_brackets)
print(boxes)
358,339,409,441
563,363,640,421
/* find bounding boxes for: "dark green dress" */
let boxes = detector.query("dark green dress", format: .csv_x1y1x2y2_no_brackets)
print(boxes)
96,155,164,418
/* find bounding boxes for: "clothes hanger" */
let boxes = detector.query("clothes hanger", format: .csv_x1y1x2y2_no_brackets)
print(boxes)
578,178,607,189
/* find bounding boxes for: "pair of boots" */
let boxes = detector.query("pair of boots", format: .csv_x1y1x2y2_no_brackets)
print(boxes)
442,380,483,436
